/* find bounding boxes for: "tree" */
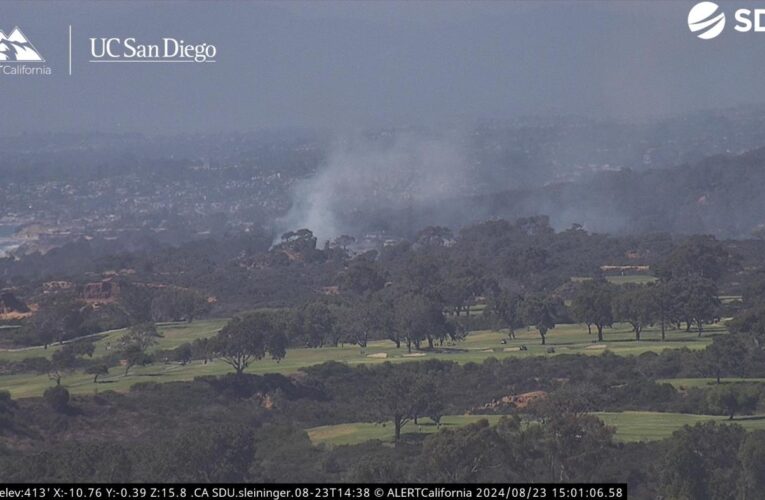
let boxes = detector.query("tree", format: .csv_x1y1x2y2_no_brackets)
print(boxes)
118,323,162,376
519,295,558,345
660,422,746,500
212,312,287,375
49,347,77,386
369,287,402,348
192,337,213,364
248,424,324,482
122,345,149,377
0,390,16,434
738,431,765,498
291,301,336,347
395,292,454,351
174,287,211,323
439,260,486,318
542,412,615,482
707,384,760,420
47,340,96,386
328,299,371,347
338,260,386,295
612,284,655,341
528,386,616,482
151,287,212,323
648,280,682,341
276,229,322,261
85,364,109,384
570,280,614,342
415,226,453,247
402,252,448,298
486,289,523,338
28,294,87,348
418,419,512,482
118,282,154,323
332,234,356,251
676,275,720,335
43,385,70,413
69,340,95,358
728,304,765,350
174,342,193,365
136,421,255,482
656,235,734,282
702,334,749,384
369,365,442,441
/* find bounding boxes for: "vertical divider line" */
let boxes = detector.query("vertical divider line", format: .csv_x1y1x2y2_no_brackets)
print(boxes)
68,25,72,75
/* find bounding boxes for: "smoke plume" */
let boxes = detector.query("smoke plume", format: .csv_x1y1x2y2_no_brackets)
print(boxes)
277,131,472,242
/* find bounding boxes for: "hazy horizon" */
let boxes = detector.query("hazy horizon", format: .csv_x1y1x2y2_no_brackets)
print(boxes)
4,1,765,135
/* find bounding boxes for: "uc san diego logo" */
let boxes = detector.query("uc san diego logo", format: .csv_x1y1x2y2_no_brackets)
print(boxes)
688,2,727,39
0,26,51,75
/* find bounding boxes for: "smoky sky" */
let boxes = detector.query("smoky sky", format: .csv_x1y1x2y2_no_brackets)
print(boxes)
3,0,765,135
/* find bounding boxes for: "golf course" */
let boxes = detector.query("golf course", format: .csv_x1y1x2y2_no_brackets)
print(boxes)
306,411,765,446
0,316,729,398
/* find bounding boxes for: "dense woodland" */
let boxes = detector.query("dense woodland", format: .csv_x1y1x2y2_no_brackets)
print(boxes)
2,211,765,498
2,353,765,498
0,215,756,353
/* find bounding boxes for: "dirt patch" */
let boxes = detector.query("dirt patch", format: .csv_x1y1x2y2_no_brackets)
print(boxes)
473,390,548,412
255,392,274,410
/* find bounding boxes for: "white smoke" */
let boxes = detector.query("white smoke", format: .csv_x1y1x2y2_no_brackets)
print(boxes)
276,131,472,242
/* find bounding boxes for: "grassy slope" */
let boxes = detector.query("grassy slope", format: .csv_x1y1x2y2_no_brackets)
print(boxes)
594,411,765,442
306,411,765,446
0,319,229,363
307,415,506,446
0,318,726,398
658,378,765,389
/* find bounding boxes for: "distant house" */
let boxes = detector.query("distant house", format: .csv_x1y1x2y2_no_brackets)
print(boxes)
82,279,121,303
42,281,74,293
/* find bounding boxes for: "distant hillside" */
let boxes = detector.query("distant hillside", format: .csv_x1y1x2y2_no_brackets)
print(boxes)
532,147,765,237
350,147,765,239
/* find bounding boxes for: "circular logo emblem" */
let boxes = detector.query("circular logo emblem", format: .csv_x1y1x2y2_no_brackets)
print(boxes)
688,2,726,39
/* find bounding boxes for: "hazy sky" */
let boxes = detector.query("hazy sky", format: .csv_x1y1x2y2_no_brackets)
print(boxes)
2,1,765,134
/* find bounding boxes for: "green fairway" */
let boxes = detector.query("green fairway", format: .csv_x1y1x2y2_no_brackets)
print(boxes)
594,411,765,442
307,415,505,446
658,378,765,389
0,319,229,363
0,318,726,399
571,275,657,285
719,295,743,304
605,275,658,285
306,411,765,446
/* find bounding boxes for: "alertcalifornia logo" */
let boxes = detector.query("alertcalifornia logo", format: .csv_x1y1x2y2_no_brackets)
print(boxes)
0,27,44,61
688,2,726,39
0,26,51,75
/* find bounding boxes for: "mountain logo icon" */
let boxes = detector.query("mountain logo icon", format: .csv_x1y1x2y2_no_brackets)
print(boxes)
0,27,45,62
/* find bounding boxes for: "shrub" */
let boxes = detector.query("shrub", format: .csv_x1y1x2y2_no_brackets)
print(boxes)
43,386,70,413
